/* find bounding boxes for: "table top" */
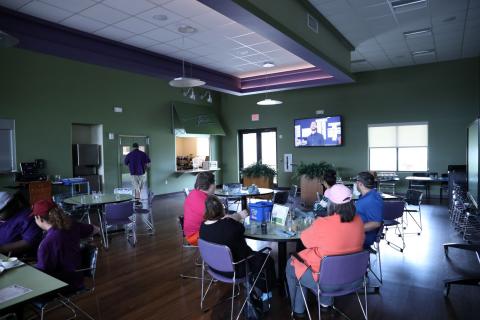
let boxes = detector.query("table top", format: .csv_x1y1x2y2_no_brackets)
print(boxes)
352,192,401,201
0,255,67,310
405,176,448,182
214,187,274,198
243,220,310,242
63,193,132,205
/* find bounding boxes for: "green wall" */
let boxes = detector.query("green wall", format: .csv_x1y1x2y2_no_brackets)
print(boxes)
0,48,222,194
220,58,480,194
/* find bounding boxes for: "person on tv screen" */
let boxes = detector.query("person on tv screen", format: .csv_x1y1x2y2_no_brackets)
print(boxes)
306,120,325,146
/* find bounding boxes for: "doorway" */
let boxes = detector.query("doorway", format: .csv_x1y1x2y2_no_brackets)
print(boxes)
118,135,150,196
238,128,277,183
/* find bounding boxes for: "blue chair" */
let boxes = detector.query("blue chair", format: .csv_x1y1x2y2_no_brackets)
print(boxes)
101,201,136,249
293,250,370,320
198,239,271,320
383,200,406,252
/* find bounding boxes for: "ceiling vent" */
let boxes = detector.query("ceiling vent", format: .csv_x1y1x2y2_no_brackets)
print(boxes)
403,28,432,39
412,49,435,56
307,14,319,33
390,0,427,14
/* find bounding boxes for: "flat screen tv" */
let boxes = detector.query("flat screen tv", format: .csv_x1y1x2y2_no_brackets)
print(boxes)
294,115,343,147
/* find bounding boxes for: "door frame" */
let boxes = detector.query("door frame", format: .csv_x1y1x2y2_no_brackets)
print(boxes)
118,134,150,188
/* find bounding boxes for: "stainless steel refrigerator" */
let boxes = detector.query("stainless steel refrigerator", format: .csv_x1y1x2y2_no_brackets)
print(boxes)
72,144,102,192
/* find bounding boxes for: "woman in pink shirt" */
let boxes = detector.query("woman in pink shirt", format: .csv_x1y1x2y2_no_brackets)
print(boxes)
183,172,216,245
286,184,365,318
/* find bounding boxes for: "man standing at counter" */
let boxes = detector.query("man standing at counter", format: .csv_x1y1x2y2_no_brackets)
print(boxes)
124,142,150,202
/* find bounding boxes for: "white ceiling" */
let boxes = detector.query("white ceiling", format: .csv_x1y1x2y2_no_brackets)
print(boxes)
309,0,480,72
0,0,313,77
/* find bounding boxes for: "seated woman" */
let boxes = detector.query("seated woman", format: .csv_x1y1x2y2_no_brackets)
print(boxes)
199,195,276,298
0,191,42,256
286,184,365,318
183,172,216,245
31,199,100,290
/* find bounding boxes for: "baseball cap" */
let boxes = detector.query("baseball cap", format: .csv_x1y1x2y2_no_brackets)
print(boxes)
0,192,13,211
31,199,56,217
324,184,352,204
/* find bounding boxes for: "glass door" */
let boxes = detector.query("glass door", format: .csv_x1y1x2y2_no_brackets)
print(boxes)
238,128,277,183
118,135,150,195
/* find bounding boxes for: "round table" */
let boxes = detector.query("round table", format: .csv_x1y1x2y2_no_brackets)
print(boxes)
214,187,274,210
63,194,132,205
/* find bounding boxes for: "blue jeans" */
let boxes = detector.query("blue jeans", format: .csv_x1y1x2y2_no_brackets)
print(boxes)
285,258,362,314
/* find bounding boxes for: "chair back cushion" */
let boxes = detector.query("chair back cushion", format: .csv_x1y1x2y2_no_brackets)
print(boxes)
80,244,98,278
198,239,235,273
383,200,405,220
405,189,423,205
273,191,288,205
319,250,369,286
105,201,134,223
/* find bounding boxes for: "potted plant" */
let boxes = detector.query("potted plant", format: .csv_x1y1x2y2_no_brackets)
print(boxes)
293,161,334,207
241,162,277,188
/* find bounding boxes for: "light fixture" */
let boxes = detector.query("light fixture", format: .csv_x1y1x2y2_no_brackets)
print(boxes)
169,26,206,88
0,30,19,48
403,28,431,38
257,62,283,106
390,0,427,13
412,49,435,56
183,87,196,100
200,90,213,103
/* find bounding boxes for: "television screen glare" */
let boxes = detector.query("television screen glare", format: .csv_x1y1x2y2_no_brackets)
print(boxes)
294,116,342,147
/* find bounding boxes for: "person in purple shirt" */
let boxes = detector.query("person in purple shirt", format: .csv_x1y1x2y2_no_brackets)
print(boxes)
124,142,151,201
32,199,99,290
0,191,42,256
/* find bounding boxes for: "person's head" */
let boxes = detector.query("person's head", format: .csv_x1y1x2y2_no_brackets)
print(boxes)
0,191,28,220
323,169,337,188
194,172,216,194
132,142,139,149
310,121,317,133
324,184,356,222
204,195,225,221
356,171,375,195
31,199,71,231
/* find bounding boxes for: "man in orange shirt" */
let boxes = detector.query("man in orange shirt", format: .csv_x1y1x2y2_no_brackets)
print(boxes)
286,184,365,318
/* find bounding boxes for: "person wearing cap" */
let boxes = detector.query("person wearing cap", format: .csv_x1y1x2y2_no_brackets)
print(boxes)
0,191,42,255
355,171,384,248
32,199,100,290
124,142,151,202
286,184,365,317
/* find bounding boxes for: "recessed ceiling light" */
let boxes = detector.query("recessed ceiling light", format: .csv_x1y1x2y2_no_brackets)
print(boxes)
152,14,168,21
412,49,435,56
403,27,431,38
262,62,275,68
178,25,197,34
443,16,456,23
351,59,367,64
390,0,427,13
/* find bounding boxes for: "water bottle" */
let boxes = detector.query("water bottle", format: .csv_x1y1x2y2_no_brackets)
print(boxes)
285,211,293,232
261,220,267,234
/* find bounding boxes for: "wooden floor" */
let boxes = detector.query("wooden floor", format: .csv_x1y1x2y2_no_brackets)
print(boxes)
32,195,479,320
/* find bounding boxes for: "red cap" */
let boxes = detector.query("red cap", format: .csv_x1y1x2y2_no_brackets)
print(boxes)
31,199,56,217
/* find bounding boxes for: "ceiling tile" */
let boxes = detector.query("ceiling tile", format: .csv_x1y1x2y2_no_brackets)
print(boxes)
231,33,267,46
366,15,397,34
405,37,434,52
148,43,179,55
137,6,184,27
163,19,206,36
62,14,107,33
0,0,32,10
357,2,392,19
216,23,252,38
229,46,261,58
122,35,158,48
395,7,429,25
413,53,436,64
39,0,96,13
348,0,386,9
115,17,158,34
147,0,172,4
81,3,129,24
166,36,202,50
94,26,134,41
250,41,283,53
102,0,156,15
189,45,218,56
430,0,469,14
190,11,232,28
162,0,211,18
432,10,466,25
143,27,180,42
211,38,243,51
316,0,351,17
241,53,270,64
19,1,72,22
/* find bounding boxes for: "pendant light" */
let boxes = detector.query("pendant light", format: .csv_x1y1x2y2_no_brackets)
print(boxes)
169,26,206,88
257,62,282,106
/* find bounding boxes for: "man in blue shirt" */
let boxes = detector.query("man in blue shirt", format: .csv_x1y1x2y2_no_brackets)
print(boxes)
306,120,325,146
355,172,384,248
124,143,151,201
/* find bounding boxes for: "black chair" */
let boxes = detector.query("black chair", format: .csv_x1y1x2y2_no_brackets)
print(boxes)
384,200,406,252
273,191,289,204
410,172,430,198
403,189,423,235
440,173,449,201
443,243,480,296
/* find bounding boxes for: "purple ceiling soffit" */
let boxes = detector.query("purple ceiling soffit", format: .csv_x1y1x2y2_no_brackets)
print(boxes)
198,0,354,85
0,7,240,94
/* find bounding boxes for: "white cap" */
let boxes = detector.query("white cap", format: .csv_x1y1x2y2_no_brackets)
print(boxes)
0,192,13,211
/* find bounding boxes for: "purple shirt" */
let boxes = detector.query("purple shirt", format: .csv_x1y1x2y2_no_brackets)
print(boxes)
0,208,42,247
36,222,94,289
124,149,150,175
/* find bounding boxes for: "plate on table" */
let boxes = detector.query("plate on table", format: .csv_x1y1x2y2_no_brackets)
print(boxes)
1,259,25,270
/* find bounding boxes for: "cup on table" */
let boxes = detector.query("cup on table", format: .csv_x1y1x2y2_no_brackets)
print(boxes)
80,195,86,204
1,257,18,268
250,223,258,234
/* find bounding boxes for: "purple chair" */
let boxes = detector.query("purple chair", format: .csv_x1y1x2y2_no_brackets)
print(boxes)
101,201,136,249
383,200,406,252
294,250,370,320
134,191,155,235
198,239,271,320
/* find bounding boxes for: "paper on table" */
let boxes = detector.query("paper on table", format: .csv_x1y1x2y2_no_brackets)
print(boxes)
271,204,289,225
0,284,33,304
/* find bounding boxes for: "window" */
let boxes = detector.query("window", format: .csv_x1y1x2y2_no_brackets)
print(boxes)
368,123,428,172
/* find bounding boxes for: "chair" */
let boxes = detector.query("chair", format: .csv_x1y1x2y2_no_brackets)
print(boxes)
183,187,190,197
32,244,99,320
53,193,91,224
100,201,136,249
383,200,406,252
409,172,430,198
403,189,423,235
368,222,384,289
178,215,202,280
28,181,52,205
198,239,272,320
443,243,480,296
440,173,449,201
273,191,289,204
134,191,155,235
293,250,370,320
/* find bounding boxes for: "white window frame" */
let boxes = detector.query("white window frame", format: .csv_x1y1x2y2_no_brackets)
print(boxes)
368,121,429,172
